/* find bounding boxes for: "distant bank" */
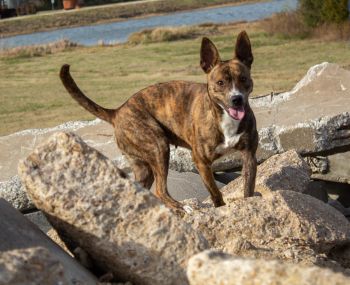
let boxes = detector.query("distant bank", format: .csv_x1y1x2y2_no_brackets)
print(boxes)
0,0,297,49
0,0,266,38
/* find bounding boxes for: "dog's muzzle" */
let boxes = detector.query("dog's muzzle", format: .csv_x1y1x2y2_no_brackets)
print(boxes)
228,95,245,121
230,95,243,107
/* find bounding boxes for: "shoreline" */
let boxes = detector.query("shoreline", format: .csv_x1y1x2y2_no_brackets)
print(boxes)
0,0,267,38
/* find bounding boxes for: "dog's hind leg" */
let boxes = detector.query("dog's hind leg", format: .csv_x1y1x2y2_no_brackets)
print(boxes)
150,144,183,211
192,152,225,207
115,116,182,211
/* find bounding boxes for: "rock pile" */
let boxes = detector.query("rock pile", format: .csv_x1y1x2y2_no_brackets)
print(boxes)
9,131,350,283
18,132,208,285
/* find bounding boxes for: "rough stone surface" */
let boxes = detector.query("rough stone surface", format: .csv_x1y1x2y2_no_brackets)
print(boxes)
25,210,52,233
0,247,69,285
184,190,350,268
328,199,350,217
187,250,350,285
0,166,221,214
0,199,97,284
169,146,196,172
18,132,208,285
305,181,329,203
213,150,311,202
305,156,329,175
312,152,350,184
46,229,73,256
0,175,35,212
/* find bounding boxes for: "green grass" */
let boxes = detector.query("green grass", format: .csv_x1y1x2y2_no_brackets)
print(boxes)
1,22,350,135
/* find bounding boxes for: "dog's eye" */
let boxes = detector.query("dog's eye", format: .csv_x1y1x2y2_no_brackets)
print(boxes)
239,76,247,83
217,80,224,86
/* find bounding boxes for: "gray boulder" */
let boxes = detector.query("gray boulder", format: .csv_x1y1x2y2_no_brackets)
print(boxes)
18,132,208,285
187,250,350,285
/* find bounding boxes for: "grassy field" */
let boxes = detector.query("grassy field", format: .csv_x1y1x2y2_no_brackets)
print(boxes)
1,21,350,136
0,0,259,37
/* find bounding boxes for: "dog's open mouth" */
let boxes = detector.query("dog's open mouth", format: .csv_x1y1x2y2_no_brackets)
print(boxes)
228,106,245,121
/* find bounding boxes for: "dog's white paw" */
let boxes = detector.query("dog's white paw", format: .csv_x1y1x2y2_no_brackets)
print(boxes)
183,205,194,214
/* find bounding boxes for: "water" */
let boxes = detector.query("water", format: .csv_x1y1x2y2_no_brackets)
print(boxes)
0,0,297,49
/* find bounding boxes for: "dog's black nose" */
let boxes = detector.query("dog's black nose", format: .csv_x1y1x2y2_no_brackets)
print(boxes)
230,95,243,107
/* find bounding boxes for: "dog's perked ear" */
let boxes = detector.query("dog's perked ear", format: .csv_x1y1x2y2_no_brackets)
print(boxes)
235,31,253,69
200,37,221,74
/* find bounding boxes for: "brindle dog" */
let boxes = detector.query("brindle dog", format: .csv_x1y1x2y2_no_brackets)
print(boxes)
60,31,258,212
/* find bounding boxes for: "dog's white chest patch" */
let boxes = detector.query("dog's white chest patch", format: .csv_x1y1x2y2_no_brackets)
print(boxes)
215,111,242,154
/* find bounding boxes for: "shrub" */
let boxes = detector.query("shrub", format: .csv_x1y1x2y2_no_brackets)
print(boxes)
0,39,78,58
262,0,350,40
312,21,350,41
127,24,218,45
299,0,349,27
262,11,309,39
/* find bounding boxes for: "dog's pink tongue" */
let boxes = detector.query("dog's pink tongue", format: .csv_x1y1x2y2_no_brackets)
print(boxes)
228,106,245,120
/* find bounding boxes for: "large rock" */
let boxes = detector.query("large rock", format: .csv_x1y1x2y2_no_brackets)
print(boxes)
0,199,97,284
18,132,208,285
216,150,311,202
0,247,69,285
184,190,350,267
187,250,350,285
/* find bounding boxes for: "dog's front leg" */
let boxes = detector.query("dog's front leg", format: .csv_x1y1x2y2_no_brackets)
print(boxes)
241,149,257,198
192,153,225,207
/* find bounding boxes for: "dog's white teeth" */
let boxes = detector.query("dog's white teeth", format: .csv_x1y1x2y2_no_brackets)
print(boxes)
183,205,194,214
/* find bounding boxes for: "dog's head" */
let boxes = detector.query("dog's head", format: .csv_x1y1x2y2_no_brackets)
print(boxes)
200,31,253,121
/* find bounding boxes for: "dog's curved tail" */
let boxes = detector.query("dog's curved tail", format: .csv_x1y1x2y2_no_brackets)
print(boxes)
60,64,115,125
